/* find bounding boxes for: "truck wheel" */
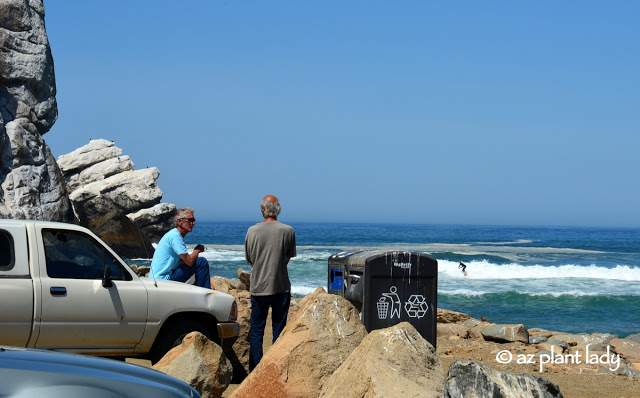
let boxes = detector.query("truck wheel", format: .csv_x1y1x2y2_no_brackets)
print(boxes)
149,319,212,364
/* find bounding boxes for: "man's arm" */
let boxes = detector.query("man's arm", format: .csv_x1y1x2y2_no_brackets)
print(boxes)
244,233,253,266
179,246,204,267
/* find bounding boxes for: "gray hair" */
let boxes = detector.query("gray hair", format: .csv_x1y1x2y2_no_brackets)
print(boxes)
175,207,195,225
261,197,281,217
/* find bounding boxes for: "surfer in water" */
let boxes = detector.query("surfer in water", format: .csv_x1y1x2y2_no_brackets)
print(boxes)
458,261,468,275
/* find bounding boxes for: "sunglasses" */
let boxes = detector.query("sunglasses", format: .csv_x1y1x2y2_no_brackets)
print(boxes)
180,217,196,223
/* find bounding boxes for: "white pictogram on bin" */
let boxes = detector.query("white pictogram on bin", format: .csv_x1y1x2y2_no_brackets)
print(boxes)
377,297,389,319
377,286,401,319
404,294,429,318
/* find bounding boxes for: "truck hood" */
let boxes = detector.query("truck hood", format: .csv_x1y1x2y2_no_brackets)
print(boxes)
139,277,237,322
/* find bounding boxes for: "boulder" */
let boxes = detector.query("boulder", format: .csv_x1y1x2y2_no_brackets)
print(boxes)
610,338,640,361
153,332,232,398
626,333,640,344
87,210,154,259
545,339,570,352
58,139,175,256
319,322,444,398
228,291,252,381
548,333,616,348
65,154,134,192
127,202,176,243
0,0,73,222
230,292,367,398
437,323,470,339
437,308,471,323
129,264,150,277
57,139,123,175
70,168,162,224
0,121,72,221
529,328,562,338
529,336,548,344
444,360,563,398
237,268,251,290
536,343,567,354
210,276,235,294
0,0,57,134
479,324,529,344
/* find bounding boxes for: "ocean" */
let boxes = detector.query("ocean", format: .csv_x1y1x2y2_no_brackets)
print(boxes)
126,222,640,338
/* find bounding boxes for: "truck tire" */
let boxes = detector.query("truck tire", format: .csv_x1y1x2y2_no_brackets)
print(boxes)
149,319,212,364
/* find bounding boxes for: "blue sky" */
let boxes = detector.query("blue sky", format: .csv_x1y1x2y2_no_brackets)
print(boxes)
43,1,639,227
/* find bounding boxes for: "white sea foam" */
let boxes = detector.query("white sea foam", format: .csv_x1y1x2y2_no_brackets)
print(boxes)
291,284,322,296
439,260,640,281
200,248,246,262
438,288,628,297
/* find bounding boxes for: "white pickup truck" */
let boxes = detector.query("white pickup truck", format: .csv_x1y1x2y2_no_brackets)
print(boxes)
0,219,239,363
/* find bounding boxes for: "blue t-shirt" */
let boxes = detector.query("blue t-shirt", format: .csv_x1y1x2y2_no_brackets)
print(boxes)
149,228,187,280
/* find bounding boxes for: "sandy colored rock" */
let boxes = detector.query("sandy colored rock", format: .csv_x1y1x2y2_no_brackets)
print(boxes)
210,276,234,294
536,343,567,354
228,291,252,380
237,268,251,290
479,324,529,343
437,322,471,339
230,292,367,398
437,308,471,323
529,328,563,338
610,338,640,361
320,322,444,398
153,332,232,398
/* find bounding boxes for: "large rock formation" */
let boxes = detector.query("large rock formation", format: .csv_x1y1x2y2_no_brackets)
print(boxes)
58,139,175,257
0,0,72,221
1,3,172,258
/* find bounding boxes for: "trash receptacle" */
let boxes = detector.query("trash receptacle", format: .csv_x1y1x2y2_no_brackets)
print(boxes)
328,250,438,348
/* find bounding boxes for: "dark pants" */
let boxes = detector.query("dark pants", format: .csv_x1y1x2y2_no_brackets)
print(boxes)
169,257,211,288
249,292,291,371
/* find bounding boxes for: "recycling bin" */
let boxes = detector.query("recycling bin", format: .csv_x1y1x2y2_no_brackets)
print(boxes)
328,250,438,348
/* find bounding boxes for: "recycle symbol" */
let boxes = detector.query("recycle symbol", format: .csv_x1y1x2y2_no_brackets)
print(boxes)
404,295,429,318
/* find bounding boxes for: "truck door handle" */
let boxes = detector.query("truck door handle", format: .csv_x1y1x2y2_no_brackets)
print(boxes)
50,287,67,296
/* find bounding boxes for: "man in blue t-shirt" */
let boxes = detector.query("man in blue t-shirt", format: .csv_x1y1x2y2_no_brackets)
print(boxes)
149,207,211,288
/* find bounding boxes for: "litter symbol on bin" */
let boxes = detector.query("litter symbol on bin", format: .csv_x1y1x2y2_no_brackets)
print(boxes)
377,286,402,319
404,294,429,318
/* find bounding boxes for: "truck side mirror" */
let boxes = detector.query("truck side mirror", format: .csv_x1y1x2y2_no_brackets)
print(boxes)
102,256,113,288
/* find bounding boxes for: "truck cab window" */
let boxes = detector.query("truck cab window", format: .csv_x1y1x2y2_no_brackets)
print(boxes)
0,230,15,270
42,230,129,280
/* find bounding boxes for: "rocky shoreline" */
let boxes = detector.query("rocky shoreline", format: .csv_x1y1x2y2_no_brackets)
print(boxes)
128,268,640,398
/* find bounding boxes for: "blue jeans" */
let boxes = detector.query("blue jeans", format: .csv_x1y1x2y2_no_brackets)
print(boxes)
249,292,291,371
169,257,211,289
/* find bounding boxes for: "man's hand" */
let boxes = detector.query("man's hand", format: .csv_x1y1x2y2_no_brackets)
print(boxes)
179,245,204,267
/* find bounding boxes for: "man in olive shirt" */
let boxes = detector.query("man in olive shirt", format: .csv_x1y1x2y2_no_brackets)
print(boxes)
244,195,296,371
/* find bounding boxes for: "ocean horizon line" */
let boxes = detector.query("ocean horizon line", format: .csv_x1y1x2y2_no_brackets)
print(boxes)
193,220,640,230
